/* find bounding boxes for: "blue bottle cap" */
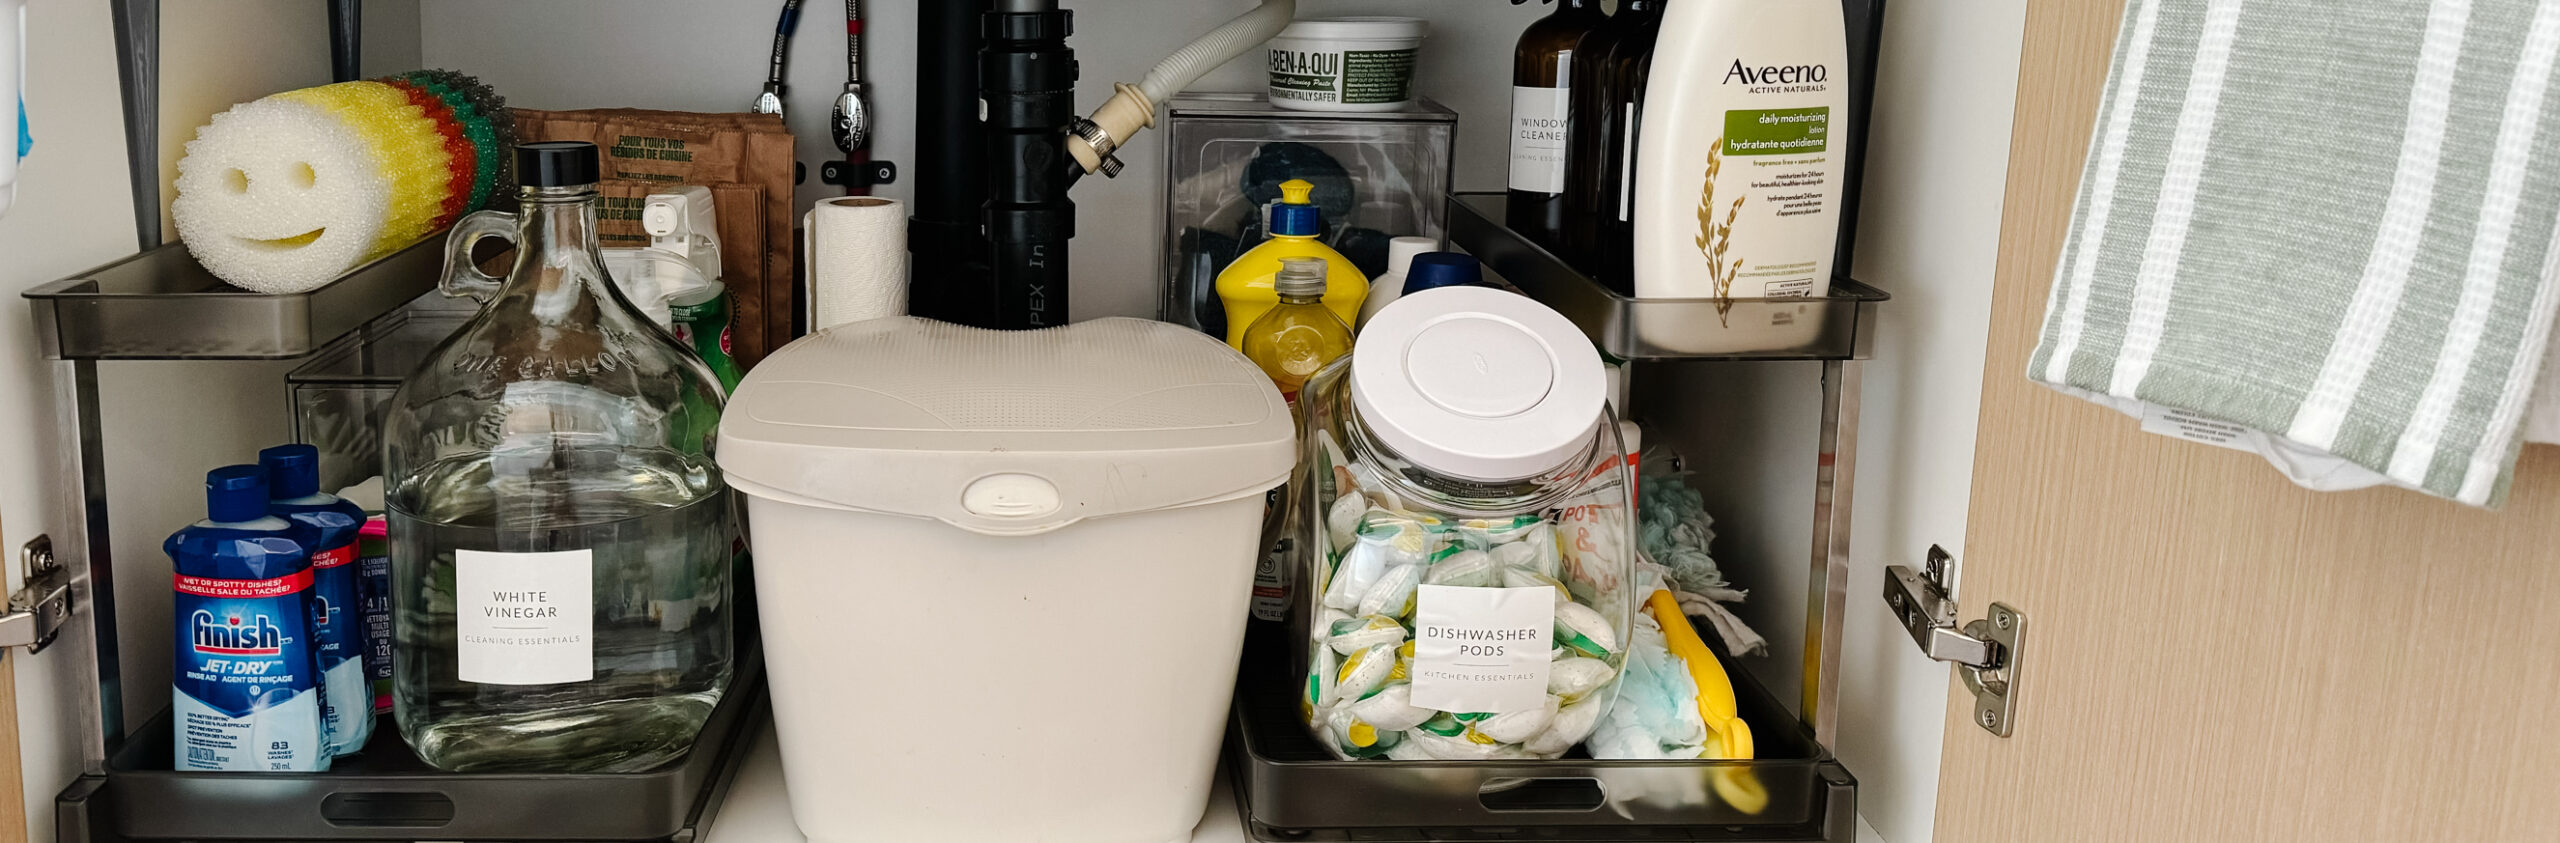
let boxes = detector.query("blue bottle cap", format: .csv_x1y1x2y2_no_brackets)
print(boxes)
1270,203,1323,237
258,443,320,500
1401,252,1484,294
206,465,270,523
1270,178,1325,237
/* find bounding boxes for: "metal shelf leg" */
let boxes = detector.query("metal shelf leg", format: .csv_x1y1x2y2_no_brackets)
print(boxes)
55,359,122,772
1804,359,1860,747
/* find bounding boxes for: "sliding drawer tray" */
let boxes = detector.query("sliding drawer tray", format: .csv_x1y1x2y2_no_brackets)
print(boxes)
1446,193,1888,362
25,237,440,361
57,643,763,843
1228,624,1858,842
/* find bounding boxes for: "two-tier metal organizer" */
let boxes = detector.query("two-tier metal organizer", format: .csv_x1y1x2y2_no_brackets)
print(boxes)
1224,194,1885,842
25,242,765,843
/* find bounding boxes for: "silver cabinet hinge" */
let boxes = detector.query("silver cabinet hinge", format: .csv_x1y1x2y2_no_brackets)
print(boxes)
0,535,72,654
1885,545,2025,737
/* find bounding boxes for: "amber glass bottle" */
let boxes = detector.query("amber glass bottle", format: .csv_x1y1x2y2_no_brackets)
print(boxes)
1561,0,1663,292
1505,0,1608,251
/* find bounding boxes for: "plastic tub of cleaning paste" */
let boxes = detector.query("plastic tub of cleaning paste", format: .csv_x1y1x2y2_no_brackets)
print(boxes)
1267,17,1428,112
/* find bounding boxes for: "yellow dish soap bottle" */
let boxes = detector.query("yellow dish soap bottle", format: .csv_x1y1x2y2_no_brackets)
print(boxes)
1241,257,1355,403
1217,179,1369,349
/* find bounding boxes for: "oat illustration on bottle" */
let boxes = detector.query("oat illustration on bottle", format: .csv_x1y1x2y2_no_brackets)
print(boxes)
1692,137,1747,300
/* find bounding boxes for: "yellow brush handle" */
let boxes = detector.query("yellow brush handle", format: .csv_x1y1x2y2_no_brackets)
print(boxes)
1642,589,1753,760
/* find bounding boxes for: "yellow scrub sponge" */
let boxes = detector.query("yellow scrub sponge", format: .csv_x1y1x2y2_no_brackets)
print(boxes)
273,82,452,252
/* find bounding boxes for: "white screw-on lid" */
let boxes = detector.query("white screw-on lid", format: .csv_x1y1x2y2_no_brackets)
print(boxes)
1275,256,1328,298
1276,16,1431,43
1351,287,1604,482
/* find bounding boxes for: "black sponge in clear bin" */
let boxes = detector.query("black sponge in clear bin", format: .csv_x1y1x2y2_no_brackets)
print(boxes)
1242,142,1355,221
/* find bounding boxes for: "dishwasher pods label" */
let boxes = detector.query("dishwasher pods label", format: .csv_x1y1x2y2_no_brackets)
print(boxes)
1410,585,1555,713
456,549,594,685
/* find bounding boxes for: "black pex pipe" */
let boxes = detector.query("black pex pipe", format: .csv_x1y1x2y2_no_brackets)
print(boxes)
910,0,992,325
980,0,1076,329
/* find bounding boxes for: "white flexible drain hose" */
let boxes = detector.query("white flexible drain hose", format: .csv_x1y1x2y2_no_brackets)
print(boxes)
1068,0,1295,176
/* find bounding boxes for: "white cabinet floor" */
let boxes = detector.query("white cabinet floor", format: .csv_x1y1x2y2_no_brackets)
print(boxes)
701,721,1886,843
700,721,1249,843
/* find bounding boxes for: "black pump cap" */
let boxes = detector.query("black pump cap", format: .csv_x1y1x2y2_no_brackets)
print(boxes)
517,141,601,188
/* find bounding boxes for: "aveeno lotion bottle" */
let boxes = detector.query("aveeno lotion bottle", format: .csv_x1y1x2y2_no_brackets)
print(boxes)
1632,0,1847,300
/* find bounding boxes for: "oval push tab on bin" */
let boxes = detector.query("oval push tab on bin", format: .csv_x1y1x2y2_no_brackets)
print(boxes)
962,473,1063,519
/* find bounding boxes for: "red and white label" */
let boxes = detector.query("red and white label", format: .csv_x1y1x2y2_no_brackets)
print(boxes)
174,570,313,598
310,544,356,569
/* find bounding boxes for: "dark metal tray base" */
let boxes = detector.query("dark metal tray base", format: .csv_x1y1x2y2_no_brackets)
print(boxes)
1227,623,1857,842
59,645,765,843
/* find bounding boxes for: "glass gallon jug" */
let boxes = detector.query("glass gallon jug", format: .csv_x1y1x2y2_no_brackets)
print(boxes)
382,142,734,773
1296,286,1633,761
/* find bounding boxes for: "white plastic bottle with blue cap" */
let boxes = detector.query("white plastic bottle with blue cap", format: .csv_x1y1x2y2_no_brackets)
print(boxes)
1354,236,1438,329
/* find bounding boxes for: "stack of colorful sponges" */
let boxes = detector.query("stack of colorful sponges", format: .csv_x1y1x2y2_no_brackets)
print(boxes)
380,70,517,222
173,71,511,294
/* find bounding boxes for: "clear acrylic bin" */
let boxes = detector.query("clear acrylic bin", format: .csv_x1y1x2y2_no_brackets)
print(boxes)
285,304,469,492
1159,93,1455,338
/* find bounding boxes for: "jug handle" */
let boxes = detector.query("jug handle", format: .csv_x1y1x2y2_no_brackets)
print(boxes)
440,209,515,302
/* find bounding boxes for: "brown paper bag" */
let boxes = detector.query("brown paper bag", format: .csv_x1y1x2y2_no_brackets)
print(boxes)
514,108,798,368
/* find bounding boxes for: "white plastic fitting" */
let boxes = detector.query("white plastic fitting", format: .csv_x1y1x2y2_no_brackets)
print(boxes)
1068,0,1295,177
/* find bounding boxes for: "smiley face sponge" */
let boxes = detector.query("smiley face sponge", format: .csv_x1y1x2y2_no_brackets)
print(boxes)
174,74,500,294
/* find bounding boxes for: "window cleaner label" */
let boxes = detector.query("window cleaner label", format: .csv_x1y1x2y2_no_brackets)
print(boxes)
1410,585,1555,713
1509,85,1573,193
457,549,594,685
173,560,327,771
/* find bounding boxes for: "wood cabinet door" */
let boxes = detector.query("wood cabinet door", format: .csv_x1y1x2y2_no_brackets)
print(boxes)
1934,1,2560,840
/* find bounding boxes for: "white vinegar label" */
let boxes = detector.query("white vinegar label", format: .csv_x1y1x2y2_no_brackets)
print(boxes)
1508,86,1573,194
457,549,594,685
1410,585,1554,713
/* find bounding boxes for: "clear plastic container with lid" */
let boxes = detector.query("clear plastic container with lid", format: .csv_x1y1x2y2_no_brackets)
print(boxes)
1294,286,1634,761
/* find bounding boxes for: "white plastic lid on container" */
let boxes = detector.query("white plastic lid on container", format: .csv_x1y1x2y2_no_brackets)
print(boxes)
1351,286,1605,482
717,317,1295,535
1275,16,1430,42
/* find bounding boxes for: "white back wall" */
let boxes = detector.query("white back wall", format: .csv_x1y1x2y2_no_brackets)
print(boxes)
2,3,420,838
1831,1,2025,839
1642,1,2029,841
0,5,149,837
423,2,2029,840
421,0,1550,320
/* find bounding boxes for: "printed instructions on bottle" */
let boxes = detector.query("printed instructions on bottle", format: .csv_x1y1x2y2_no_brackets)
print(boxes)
1411,585,1555,713
1509,85,1572,193
457,548,594,685
1718,106,1836,297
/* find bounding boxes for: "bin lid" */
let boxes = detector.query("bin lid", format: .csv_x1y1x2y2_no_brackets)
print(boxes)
717,317,1296,535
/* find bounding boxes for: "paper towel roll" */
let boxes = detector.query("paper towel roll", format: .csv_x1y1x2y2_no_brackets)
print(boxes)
804,196,909,332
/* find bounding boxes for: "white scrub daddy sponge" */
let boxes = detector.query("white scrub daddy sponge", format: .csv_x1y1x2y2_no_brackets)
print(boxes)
173,97,394,294
174,75,497,294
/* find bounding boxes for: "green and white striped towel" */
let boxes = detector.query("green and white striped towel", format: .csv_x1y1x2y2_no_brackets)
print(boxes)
2033,0,2560,506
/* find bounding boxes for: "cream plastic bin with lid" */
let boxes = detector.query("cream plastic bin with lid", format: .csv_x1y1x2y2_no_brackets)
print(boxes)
717,317,1294,843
